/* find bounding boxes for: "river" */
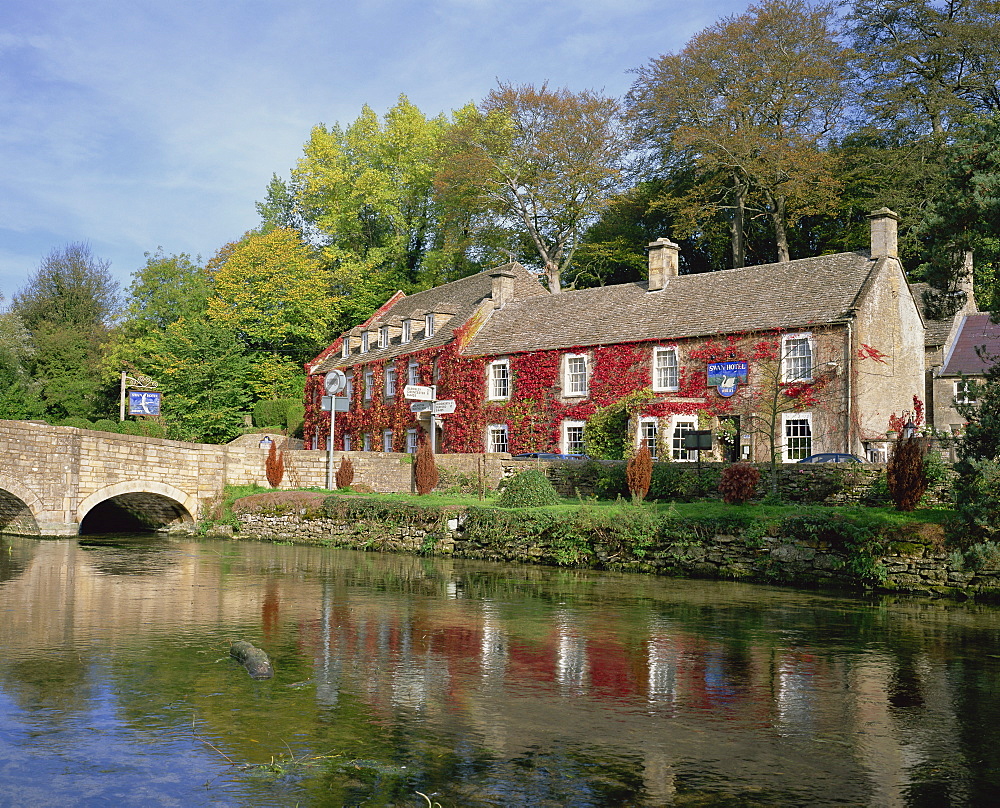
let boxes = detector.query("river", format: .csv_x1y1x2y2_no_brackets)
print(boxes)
1,532,998,807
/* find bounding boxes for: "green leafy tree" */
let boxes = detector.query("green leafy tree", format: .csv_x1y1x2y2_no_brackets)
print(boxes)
207,228,334,398
0,294,41,418
849,0,1000,137
627,0,850,266
289,96,462,327
11,243,119,419
151,317,254,443
122,249,210,331
438,83,631,292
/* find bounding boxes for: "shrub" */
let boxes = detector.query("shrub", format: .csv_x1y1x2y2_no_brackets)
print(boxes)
414,439,438,495
954,458,1000,540
626,441,653,501
286,402,305,437
58,416,93,430
496,469,561,508
265,441,285,488
718,463,760,504
253,399,297,429
335,455,355,489
887,436,928,511
92,418,119,433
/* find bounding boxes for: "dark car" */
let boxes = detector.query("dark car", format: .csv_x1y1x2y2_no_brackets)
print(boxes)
797,452,864,464
513,452,589,460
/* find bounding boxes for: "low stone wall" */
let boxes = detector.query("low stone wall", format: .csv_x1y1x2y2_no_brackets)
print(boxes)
223,501,997,600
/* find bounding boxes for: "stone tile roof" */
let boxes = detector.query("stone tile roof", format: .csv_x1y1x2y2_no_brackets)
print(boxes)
941,313,1000,376
463,252,881,356
314,264,547,373
909,282,959,347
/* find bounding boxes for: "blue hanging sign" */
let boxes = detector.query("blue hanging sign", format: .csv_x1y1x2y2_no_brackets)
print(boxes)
128,390,162,415
706,361,748,398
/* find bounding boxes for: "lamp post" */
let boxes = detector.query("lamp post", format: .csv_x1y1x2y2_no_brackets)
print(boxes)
903,419,917,439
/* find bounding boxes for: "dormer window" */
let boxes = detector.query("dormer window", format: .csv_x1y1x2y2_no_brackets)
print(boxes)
401,319,411,344
361,331,369,353
379,325,389,348
425,313,436,338
341,337,350,359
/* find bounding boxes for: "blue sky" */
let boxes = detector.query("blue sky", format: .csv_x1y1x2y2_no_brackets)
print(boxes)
0,0,749,305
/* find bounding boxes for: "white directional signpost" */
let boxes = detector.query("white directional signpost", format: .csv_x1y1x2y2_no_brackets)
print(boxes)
403,385,456,453
323,369,348,489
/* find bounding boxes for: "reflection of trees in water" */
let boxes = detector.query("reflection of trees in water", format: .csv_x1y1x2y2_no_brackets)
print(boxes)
0,535,33,583
0,654,94,713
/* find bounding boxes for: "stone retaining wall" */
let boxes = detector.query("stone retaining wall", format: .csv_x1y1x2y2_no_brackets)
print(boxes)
225,506,998,600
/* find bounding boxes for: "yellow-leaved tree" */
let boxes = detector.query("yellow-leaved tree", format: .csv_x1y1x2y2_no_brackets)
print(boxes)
208,228,335,399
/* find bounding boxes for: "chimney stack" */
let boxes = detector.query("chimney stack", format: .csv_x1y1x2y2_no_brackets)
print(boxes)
647,238,680,291
869,208,899,258
490,269,516,309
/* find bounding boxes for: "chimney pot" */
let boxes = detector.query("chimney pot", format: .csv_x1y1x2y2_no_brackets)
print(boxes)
868,207,899,258
490,269,516,309
647,238,679,291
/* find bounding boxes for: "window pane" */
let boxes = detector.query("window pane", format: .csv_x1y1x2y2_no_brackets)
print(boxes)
655,349,678,390
671,420,696,461
491,361,510,398
640,420,658,459
785,417,812,460
406,429,418,453
488,425,508,453
565,424,585,454
385,368,396,397
383,430,393,452
784,337,812,381
402,320,411,343
567,356,587,395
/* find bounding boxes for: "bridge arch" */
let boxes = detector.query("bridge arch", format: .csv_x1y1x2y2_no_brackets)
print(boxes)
77,481,198,534
0,474,43,536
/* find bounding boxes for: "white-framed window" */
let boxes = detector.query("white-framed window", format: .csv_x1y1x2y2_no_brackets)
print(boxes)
362,433,371,452
782,333,813,382
378,325,389,348
488,358,511,400
406,428,419,454
652,347,679,392
383,429,394,452
425,313,436,338
487,424,509,454
564,354,588,397
363,368,374,401
670,417,697,462
343,433,352,451
345,371,354,400
408,360,420,386
783,413,812,461
361,331,370,353
402,319,411,344
638,417,659,460
562,420,586,455
385,366,397,398
956,379,977,405
341,337,350,358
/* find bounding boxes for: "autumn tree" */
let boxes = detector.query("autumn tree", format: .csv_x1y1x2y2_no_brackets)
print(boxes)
849,0,1000,137
438,83,631,292
627,0,850,266
207,228,334,398
285,96,468,328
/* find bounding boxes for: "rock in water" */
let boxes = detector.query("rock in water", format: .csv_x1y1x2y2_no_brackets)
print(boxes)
230,640,274,679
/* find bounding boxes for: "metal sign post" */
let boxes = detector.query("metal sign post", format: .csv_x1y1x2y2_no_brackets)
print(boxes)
323,370,347,489
404,385,457,454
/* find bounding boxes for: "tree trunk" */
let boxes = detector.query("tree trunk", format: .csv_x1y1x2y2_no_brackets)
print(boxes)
731,178,747,269
546,260,562,293
771,193,790,263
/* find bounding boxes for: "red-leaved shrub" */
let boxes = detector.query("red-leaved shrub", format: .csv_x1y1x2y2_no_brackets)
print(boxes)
414,438,438,495
718,463,760,504
626,441,653,502
335,454,354,489
265,441,285,488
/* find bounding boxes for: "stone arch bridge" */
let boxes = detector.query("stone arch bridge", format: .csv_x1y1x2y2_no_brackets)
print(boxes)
0,420,327,536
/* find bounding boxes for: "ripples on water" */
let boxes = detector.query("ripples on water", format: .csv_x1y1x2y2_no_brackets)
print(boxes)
1,533,999,806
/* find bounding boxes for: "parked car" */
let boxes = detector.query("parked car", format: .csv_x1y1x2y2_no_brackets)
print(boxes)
797,452,864,464
512,452,589,460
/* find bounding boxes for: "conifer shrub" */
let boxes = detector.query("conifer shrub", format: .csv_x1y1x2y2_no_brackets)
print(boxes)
414,439,438,495
253,399,297,429
496,469,561,508
626,441,653,501
265,441,285,488
886,436,927,511
286,402,305,437
335,454,355,490
718,462,761,504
